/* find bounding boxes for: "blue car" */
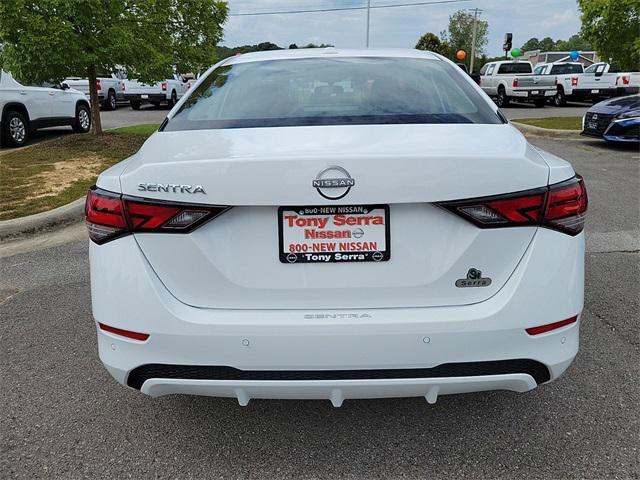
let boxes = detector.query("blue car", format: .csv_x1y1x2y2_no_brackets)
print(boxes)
582,94,639,143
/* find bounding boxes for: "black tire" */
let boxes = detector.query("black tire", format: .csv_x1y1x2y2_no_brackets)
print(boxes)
103,89,117,110
73,104,91,133
2,110,29,147
534,99,546,108
168,90,178,108
130,100,141,110
496,87,510,107
553,88,566,107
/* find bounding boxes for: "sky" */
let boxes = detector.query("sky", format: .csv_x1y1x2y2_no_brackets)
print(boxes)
223,0,583,56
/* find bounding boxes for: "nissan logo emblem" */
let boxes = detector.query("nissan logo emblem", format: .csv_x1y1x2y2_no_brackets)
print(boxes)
312,166,355,200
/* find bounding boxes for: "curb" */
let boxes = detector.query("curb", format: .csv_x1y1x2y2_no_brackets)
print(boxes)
0,197,85,242
511,121,582,139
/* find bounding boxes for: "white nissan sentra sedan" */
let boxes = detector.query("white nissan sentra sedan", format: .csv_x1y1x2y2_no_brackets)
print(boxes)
86,48,587,406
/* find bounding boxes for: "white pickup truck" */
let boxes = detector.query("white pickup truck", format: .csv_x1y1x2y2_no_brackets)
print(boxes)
63,71,127,110
532,62,614,106
585,62,640,96
123,74,188,109
1,70,91,147
479,60,556,107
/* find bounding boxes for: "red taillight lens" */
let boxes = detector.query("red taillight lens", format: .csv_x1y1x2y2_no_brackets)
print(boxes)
512,78,518,88
543,176,588,235
571,77,578,86
161,82,167,91
526,316,578,335
85,187,230,244
98,323,149,341
85,188,128,243
96,79,101,91
622,75,630,85
438,176,588,236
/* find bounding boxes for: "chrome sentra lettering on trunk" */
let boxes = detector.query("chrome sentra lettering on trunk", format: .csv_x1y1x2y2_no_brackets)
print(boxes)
138,183,206,194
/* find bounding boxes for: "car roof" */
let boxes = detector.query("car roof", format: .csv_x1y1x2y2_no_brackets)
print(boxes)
222,48,441,65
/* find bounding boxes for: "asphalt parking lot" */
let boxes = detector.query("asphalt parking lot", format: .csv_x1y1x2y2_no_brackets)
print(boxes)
1,135,638,479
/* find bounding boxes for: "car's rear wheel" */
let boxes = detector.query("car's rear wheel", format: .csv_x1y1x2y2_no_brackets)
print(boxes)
168,90,178,108
2,110,29,147
554,88,566,107
104,89,117,110
130,100,141,110
496,87,510,107
73,104,91,133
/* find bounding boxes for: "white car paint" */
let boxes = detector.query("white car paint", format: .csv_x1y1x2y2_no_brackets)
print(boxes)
0,70,90,147
87,49,586,405
123,74,188,108
64,71,127,109
479,60,556,106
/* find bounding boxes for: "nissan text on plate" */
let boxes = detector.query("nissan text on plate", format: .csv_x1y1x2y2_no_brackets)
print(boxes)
85,48,588,406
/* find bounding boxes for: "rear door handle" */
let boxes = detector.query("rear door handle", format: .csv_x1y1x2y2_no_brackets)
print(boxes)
19,91,27,95
49,92,56,95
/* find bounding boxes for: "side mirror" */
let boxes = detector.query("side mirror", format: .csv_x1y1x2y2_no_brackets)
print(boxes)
60,82,70,90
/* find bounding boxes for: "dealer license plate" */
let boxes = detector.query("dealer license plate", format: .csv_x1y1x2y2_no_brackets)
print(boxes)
530,90,539,95
278,205,390,263
141,94,149,99
591,89,599,94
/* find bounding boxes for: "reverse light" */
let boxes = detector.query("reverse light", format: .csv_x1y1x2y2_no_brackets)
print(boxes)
98,323,149,341
438,176,588,236
526,316,578,335
85,186,230,244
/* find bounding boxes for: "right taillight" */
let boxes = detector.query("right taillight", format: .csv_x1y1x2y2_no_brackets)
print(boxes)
85,186,230,244
512,78,518,88
438,176,588,236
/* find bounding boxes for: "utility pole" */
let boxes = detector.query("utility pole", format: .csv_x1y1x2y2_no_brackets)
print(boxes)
468,8,482,73
365,0,371,47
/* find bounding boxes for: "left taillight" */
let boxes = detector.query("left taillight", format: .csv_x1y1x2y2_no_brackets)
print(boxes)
438,176,588,236
85,186,229,244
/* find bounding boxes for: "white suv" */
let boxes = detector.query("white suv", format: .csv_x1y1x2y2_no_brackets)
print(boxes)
1,70,91,147
87,49,587,406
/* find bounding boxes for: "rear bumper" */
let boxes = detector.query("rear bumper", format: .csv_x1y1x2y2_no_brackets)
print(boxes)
124,93,166,102
510,89,555,99
91,227,584,403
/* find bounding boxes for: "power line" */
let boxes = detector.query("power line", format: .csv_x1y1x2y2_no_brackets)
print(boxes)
229,0,471,17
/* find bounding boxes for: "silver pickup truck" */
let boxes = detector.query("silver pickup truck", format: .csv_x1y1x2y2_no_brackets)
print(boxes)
479,60,556,108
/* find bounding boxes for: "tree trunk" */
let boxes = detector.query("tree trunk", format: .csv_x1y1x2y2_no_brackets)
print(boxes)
87,64,103,135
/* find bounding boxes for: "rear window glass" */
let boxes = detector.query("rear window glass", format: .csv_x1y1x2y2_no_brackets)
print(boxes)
497,63,532,74
550,64,583,74
164,57,503,131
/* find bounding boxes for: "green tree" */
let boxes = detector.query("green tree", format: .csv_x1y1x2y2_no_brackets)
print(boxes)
538,37,557,52
415,32,447,55
578,0,640,70
556,34,592,52
0,0,228,135
521,37,541,52
440,10,489,70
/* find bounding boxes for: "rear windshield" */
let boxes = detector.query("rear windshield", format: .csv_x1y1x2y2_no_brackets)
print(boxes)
497,63,532,74
164,57,503,131
550,64,583,74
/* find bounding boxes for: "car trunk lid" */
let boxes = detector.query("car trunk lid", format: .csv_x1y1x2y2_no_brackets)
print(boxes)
117,123,549,309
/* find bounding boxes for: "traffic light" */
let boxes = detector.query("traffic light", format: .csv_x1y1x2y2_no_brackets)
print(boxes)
503,33,513,52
